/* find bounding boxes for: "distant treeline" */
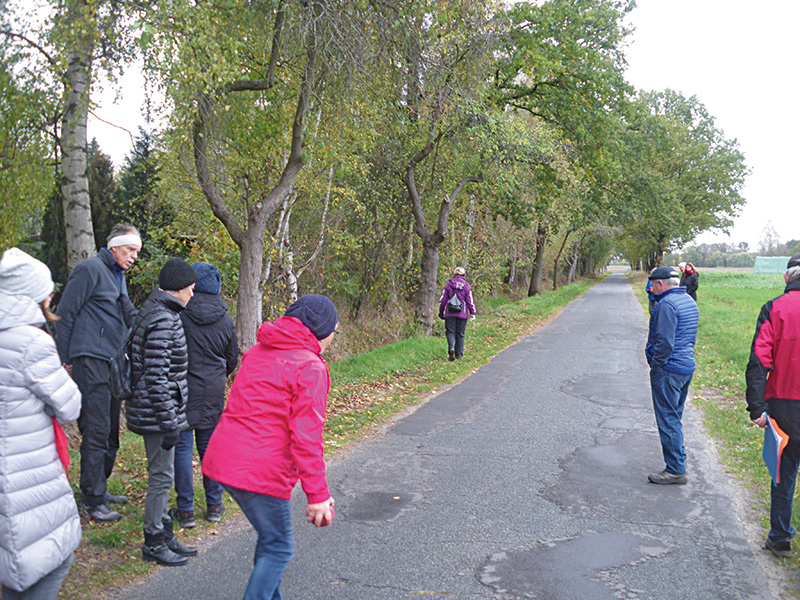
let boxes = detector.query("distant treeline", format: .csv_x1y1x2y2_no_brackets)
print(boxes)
664,240,800,269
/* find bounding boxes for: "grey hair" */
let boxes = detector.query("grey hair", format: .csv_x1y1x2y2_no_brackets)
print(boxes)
786,266,800,283
658,277,681,289
106,222,140,243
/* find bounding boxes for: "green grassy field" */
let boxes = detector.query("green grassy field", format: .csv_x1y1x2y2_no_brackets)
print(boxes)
632,269,800,572
62,277,600,599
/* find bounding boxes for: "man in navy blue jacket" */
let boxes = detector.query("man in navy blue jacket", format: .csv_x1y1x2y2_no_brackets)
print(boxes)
645,266,699,485
56,223,141,521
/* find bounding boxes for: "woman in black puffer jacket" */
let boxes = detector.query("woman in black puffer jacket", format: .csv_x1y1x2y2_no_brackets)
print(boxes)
126,259,197,568
127,288,190,435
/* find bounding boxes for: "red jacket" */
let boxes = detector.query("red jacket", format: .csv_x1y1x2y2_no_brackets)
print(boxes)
202,316,331,503
745,280,800,419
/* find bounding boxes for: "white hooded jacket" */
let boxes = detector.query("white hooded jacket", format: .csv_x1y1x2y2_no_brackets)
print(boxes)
0,291,82,592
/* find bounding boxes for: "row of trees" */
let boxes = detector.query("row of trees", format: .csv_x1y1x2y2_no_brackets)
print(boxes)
2,0,749,351
664,236,800,270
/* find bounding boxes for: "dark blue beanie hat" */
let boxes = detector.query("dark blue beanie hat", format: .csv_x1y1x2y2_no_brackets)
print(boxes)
193,262,222,295
284,294,338,340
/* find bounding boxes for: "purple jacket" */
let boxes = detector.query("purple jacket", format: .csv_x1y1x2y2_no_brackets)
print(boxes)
438,275,476,320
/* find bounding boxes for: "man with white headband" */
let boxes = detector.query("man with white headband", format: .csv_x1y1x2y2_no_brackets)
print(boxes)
56,223,142,522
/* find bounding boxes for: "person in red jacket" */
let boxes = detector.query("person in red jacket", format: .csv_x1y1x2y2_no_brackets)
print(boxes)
202,294,337,600
746,252,800,558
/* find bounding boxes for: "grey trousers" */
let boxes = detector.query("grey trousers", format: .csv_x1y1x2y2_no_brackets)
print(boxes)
1,554,73,600
143,433,175,535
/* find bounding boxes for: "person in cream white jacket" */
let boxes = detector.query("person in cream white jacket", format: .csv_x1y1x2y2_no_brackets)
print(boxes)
0,248,82,599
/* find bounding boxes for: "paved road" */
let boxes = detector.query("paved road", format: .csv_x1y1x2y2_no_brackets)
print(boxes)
113,274,780,599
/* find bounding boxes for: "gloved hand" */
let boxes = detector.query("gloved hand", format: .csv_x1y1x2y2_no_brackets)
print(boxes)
161,429,180,450
470,315,476,322
438,312,445,320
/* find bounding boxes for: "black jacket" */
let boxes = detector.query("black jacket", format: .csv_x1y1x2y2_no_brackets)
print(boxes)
55,249,137,362
180,292,238,429
680,272,699,301
126,289,189,435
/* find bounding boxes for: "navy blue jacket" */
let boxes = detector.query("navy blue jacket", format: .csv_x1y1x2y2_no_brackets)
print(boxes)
180,292,238,430
55,249,136,363
645,286,698,374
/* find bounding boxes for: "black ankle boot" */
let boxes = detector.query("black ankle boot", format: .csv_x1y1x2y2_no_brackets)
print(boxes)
162,515,198,556
142,530,188,566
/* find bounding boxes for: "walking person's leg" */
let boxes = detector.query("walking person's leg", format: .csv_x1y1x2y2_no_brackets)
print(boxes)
142,433,187,566
454,318,467,359
173,429,196,514
73,357,119,519
445,317,457,361
649,367,692,480
769,439,800,545
225,486,294,600
143,433,175,536
195,428,225,520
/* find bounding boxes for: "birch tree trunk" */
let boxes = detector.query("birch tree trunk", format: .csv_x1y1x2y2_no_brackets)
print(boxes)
60,2,96,269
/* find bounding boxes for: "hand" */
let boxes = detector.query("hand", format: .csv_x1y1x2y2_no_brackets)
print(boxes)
438,312,445,320
161,429,180,450
306,497,335,527
752,412,768,429
63,363,73,377
470,315,476,322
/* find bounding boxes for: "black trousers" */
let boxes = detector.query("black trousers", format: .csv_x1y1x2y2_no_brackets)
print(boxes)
72,356,121,507
445,317,468,359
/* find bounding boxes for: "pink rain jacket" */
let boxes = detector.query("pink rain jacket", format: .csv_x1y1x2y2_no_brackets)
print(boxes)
202,316,331,503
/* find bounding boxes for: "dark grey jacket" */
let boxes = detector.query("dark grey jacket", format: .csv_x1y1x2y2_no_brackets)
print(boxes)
180,292,238,429
55,249,136,363
126,289,189,435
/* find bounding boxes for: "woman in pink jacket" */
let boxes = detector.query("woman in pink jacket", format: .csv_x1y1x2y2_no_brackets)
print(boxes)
202,294,337,600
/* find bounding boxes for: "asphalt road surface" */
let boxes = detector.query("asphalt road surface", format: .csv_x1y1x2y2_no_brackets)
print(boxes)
112,273,782,599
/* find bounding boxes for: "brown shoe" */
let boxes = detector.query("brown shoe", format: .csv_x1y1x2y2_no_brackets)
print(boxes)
647,470,687,485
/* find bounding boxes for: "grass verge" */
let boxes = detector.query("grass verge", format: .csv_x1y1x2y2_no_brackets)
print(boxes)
62,276,601,599
628,269,800,575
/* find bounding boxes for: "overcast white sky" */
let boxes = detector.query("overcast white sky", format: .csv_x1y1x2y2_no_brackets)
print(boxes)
88,0,799,251
623,0,800,251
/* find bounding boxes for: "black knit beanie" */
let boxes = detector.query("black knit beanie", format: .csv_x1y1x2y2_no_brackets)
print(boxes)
284,294,338,340
159,258,199,291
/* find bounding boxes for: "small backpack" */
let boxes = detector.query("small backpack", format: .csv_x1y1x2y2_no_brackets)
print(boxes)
446,293,463,313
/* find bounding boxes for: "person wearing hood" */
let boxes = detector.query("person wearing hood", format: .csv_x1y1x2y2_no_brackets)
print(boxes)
171,262,238,529
127,258,198,567
0,248,82,599
438,266,477,361
202,294,337,600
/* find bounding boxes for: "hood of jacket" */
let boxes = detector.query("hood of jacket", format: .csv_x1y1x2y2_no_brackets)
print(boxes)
256,316,321,354
0,291,44,331
183,291,229,326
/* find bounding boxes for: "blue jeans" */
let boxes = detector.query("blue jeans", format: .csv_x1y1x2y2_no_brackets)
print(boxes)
175,428,224,511
224,485,294,600
769,438,800,544
649,366,693,475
